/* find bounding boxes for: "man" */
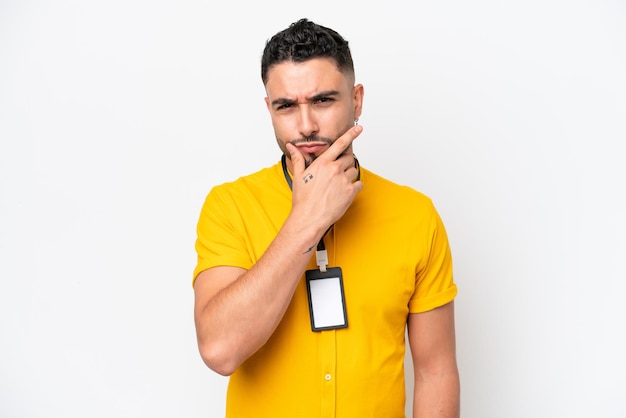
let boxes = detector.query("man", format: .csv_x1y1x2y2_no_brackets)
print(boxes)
193,18,459,418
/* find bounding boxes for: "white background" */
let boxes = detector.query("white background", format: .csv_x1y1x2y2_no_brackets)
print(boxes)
1,1,625,417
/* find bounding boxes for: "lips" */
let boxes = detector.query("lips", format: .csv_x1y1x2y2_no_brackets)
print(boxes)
296,142,328,154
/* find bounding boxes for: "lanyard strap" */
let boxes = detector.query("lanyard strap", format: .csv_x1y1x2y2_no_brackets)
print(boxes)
280,154,361,271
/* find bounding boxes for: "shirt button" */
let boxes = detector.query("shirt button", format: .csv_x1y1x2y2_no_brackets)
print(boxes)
325,373,332,381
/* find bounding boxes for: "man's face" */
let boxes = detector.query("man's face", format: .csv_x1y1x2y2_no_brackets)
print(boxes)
264,58,363,171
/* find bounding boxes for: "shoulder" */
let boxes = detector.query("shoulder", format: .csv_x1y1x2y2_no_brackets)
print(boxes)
206,161,286,200
200,161,291,221
213,162,282,190
360,166,434,209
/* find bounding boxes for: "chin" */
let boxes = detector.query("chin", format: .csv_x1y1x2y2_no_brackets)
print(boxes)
303,154,316,168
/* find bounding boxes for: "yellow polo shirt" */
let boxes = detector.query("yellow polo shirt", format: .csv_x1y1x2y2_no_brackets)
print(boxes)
193,161,457,418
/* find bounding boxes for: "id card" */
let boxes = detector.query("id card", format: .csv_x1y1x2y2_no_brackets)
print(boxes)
305,267,348,331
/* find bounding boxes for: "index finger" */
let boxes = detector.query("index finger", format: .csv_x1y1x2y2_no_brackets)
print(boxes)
322,125,363,161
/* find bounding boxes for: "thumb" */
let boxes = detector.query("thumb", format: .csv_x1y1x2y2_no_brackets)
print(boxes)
286,143,304,176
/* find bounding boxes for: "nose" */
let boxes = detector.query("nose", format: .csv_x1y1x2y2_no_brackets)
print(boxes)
297,105,318,138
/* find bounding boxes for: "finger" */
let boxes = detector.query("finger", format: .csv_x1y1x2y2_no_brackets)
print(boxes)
336,151,357,171
285,143,305,177
345,166,359,181
322,125,363,162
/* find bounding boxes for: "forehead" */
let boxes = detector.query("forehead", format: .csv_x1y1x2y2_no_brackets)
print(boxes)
264,58,350,99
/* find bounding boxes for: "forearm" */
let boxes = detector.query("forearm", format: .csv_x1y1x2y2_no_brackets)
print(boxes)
412,368,460,418
195,215,325,375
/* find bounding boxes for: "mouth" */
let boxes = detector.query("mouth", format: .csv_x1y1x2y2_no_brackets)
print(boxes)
295,142,329,154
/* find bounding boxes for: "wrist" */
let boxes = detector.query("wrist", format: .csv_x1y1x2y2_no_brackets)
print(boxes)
281,212,328,252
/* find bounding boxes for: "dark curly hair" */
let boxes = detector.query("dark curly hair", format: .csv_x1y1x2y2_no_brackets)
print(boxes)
261,18,355,85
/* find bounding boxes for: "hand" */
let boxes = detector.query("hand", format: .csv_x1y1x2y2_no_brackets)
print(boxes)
286,125,364,235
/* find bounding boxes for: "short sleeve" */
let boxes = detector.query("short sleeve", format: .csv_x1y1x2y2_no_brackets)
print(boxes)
192,186,253,286
408,204,457,313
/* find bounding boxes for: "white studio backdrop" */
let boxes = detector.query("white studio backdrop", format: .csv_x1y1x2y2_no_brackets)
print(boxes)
1,1,625,417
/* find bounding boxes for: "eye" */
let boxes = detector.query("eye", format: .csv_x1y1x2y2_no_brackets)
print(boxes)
314,97,334,106
276,102,294,111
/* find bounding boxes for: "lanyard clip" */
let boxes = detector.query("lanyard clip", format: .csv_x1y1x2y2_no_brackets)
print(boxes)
315,249,328,272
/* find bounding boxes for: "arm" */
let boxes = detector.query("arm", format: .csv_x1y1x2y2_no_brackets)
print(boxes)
408,301,460,418
193,126,363,376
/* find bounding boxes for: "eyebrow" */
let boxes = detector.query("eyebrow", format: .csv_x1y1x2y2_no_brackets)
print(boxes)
270,90,341,107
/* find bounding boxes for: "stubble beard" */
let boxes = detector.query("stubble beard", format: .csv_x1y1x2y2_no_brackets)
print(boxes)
278,123,354,168
276,135,333,168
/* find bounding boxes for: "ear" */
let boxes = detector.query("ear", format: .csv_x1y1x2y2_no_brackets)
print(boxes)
352,84,364,120
264,96,271,112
